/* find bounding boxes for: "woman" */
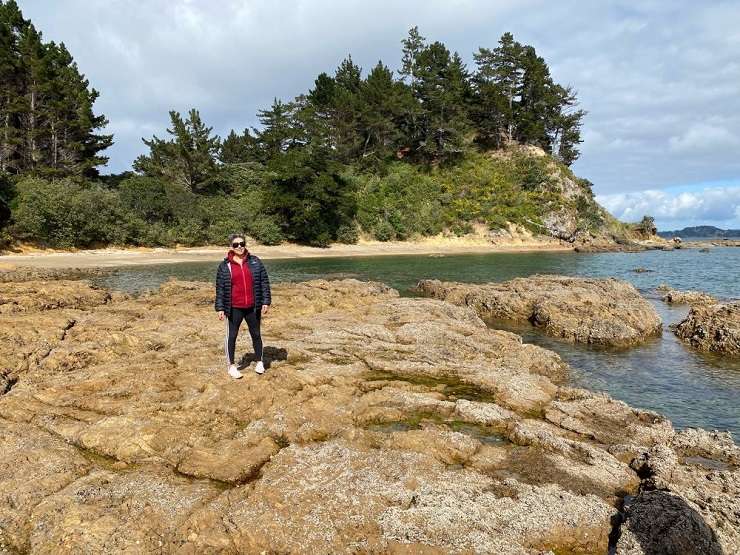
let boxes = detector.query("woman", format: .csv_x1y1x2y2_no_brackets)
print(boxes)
214,233,271,378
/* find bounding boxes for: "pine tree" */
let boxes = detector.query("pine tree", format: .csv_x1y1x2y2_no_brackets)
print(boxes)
265,147,356,246
256,98,301,159
220,128,261,164
334,56,361,94
399,26,426,85
515,45,551,148
473,33,523,143
550,85,586,166
0,0,111,176
469,77,508,148
308,72,337,111
0,0,25,173
42,42,112,176
306,72,337,151
470,32,585,164
134,109,220,193
17,22,45,169
332,57,362,161
410,41,471,160
355,61,407,160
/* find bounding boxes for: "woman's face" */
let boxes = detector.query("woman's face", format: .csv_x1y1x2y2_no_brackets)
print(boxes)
230,237,246,254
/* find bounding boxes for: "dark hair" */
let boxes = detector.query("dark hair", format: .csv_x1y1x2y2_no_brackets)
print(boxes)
228,233,246,245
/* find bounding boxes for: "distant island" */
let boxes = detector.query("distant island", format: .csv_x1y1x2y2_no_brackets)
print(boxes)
658,226,740,239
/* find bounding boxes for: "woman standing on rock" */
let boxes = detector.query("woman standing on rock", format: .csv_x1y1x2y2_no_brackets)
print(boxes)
215,233,271,378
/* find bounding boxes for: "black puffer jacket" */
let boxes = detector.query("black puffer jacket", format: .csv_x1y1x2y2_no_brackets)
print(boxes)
214,254,271,314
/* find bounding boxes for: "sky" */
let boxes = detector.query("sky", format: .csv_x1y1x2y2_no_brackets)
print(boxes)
18,0,740,230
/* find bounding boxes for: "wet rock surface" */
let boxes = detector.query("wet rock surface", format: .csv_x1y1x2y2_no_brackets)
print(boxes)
0,279,112,313
0,265,111,283
672,301,740,356
659,288,717,306
0,278,737,553
415,275,662,346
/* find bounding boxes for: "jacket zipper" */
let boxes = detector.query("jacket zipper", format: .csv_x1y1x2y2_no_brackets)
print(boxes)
241,262,249,306
251,260,257,308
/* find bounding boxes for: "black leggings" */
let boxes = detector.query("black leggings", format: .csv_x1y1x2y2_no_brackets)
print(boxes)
224,306,263,365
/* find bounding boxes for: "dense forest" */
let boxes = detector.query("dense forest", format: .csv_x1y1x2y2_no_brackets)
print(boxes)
0,0,606,249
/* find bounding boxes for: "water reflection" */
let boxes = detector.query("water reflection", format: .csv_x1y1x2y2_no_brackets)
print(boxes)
495,300,740,436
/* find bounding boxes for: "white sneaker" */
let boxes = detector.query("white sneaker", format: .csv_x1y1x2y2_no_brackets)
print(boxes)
228,364,243,379
254,361,265,375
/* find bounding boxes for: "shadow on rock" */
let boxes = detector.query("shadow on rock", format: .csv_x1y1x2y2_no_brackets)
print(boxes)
616,490,724,555
239,345,288,369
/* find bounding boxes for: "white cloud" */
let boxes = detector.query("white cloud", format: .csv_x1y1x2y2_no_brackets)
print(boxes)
669,123,740,153
597,186,740,229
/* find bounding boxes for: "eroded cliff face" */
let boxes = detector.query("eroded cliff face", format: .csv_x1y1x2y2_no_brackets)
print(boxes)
0,278,737,554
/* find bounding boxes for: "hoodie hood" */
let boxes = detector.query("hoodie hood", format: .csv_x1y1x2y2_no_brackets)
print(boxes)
226,249,249,262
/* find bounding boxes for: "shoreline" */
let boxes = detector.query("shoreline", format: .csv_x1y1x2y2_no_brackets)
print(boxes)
0,238,574,269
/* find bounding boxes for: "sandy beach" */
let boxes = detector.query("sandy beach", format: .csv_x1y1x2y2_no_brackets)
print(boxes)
0,236,573,270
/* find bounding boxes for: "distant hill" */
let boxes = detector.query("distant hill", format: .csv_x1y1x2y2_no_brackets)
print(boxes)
658,226,740,239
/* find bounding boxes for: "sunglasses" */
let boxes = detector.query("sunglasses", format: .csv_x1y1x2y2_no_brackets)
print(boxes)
231,241,246,248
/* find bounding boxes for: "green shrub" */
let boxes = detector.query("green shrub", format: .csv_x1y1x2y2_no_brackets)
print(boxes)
198,190,285,246
308,231,331,248
0,228,12,250
635,215,656,237
0,171,13,230
124,218,170,246
575,195,605,232
11,177,128,248
352,152,567,241
372,220,395,241
170,218,208,246
4,148,612,249
450,221,473,236
249,216,285,245
335,223,359,244
118,176,174,224
214,163,273,194
486,213,509,230
512,152,552,190
355,163,444,240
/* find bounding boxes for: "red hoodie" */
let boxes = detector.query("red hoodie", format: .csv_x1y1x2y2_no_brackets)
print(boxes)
228,251,254,308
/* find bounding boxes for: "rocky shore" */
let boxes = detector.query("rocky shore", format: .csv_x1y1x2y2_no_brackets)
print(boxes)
656,286,740,357
659,287,717,306
0,277,737,554
0,265,112,283
415,275,663,347
680,239,740,249
672,301,740,357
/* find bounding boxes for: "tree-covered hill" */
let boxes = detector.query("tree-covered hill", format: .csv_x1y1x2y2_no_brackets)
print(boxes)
0,1,630,250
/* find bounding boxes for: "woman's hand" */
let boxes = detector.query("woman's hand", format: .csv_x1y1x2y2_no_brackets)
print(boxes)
261,305,270,316
218,311,225,321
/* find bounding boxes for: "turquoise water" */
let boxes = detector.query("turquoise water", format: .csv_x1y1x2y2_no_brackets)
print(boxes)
97,247,740,437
